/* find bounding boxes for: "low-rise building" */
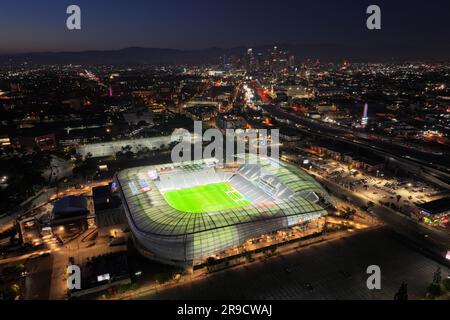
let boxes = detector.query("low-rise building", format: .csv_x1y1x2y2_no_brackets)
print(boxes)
17,132,57,152
216,114,246,130
93,184,127,237
51,196,90,235
417,197,450,224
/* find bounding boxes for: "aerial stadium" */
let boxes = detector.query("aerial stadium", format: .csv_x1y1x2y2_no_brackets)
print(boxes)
114,155,333,267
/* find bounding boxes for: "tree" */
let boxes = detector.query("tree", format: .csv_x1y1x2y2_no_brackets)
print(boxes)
1,283,20,300
121,145,132,153
322,223,329,234
433,267,442,285
154,272,172,284
115,151,124,160
341,207,356,220
206,257,216,273
206,257,216,267
243,252,253,263
169,141,178,149
426,267,443,298
21,167,46,198
396,195,402,203
32,154,51,174
427,283,442,298
140,146,150,155
73,158,97,180
443,278,450,291
119,145,134,159
1,264,25,280
393,282,408,300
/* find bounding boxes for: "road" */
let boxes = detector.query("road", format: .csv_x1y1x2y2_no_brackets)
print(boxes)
139,228,450,300
24,255,53,300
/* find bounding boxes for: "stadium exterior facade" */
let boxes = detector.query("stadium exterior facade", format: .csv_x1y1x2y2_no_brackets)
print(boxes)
114,155,333,267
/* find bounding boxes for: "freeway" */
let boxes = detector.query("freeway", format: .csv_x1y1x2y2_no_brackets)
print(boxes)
261,104,450,188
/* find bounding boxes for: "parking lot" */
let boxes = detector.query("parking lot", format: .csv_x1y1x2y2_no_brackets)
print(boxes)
315,160,445,223
141,228,450,300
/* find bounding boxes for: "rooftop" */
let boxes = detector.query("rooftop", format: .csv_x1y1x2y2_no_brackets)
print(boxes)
52,196,89,219
93,185,122,214
417,197,450,215
116,155,332,237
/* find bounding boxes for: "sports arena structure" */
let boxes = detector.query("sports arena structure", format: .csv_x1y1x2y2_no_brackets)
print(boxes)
115,155,333,267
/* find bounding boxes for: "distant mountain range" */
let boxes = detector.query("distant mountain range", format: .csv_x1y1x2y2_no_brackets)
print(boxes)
1,44,449,65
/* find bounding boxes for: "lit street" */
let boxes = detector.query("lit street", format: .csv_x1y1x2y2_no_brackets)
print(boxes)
1,1,450,306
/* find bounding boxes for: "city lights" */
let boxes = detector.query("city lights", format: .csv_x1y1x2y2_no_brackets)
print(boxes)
0,0,449,305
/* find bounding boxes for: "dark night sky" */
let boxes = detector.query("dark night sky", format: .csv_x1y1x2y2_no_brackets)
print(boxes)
1,0,450,57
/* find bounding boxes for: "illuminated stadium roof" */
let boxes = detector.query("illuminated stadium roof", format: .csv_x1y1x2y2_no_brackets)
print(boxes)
115,155,332,267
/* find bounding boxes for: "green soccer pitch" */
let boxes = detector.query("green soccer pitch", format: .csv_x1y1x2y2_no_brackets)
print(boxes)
162,182,250,213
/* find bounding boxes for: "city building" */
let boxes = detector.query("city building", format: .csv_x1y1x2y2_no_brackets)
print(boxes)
16,132,57,152
307,145,384,174
76,129,192,158
19,218,42,247
93,184,127,237
216,114,247,130
184,105,217,121
122,107,154,126
417,197,450,223
0,135,11,148
62,99,82,111
51,196,90,232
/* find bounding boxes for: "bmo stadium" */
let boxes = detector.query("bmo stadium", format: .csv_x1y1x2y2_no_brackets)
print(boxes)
114,155,333,267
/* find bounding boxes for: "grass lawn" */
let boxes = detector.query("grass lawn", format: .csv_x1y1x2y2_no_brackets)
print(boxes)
163,182,249,213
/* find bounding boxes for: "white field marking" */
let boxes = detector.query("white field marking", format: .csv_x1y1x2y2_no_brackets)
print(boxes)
225,188,247,205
